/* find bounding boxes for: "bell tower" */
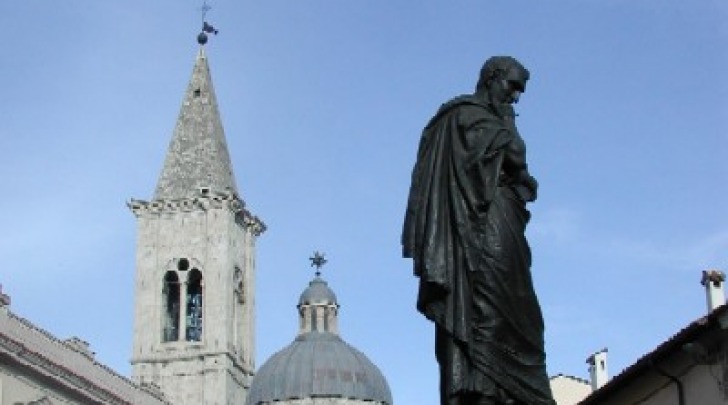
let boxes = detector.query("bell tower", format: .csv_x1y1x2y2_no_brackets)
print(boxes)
129,38,265,404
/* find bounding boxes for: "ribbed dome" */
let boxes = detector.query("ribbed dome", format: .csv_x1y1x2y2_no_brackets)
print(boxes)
298,276,337,306
246,332,392,405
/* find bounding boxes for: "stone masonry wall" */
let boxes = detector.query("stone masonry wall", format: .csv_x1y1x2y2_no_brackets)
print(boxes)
130,196,260,405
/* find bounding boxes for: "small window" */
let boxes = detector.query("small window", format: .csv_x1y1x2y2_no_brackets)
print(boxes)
178,258,189,271
234,267,244,303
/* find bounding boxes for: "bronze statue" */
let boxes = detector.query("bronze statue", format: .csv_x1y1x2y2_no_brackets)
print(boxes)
402,56,555,405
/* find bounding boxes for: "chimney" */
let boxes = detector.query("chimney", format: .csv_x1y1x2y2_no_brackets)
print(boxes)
701,270,726,312
64,337,95,359
586,348,608,391
0,284,10,310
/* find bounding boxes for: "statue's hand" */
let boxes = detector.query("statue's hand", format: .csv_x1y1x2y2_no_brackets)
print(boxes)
518,173,538,202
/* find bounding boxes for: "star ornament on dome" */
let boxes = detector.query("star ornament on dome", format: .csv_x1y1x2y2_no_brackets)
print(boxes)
309,251,327,276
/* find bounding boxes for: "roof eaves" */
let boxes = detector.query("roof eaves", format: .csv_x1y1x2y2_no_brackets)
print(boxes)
550,373,590,385
579,304,728,404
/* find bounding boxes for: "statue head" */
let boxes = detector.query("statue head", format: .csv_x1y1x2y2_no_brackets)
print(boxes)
475,56,530,104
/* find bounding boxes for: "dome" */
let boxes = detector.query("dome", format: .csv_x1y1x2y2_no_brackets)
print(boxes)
246,332,392,405
298,276,337,306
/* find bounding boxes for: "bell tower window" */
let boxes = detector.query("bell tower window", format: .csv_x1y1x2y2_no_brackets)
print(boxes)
186,269,203,342
162,271,180,342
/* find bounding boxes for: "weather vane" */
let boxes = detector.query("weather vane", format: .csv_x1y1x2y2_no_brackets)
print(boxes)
197,0,219,45
309,251,327,277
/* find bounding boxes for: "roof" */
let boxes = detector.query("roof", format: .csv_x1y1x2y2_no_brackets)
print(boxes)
154,47,239,200
579,304,728,404
246,332,393,405
0,308,169,404
550,373,590,385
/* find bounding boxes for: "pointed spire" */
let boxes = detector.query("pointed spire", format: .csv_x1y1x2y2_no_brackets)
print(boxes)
154,47,238,200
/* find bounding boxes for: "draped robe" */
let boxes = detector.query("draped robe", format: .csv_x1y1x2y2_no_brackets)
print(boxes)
402,95,555,405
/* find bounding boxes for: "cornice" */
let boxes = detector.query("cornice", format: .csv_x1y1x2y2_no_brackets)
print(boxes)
0,312,170,404
0,332,165,404
128,193,266,236
131,348,254,377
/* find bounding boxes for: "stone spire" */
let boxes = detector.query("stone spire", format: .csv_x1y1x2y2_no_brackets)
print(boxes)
154,46,238,201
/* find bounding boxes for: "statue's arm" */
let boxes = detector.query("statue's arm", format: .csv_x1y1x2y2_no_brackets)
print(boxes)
503,133,538,202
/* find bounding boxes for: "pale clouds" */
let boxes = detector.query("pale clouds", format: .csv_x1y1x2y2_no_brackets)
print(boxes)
602,230,728,272
529,205,728,272
528,206,583,245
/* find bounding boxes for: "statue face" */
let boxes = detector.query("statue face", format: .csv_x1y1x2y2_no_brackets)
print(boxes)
491,67,527,105
491,78,523,104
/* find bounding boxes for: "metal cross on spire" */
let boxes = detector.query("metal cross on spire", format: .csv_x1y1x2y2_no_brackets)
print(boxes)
201,0,211,22
197,0,219,45
309,251,328,277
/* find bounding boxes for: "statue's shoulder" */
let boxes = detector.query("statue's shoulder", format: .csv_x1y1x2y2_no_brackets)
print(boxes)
438,94,490,114
427,95,492,129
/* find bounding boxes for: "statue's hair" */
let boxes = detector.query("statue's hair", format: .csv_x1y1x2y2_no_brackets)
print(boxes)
475,56,529,92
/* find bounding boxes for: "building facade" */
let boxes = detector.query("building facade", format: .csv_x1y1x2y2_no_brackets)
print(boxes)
550,375,591,405
0,289,169,405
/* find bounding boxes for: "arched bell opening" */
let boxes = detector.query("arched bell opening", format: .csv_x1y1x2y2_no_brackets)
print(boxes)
162,271,180,342
186,269,204,342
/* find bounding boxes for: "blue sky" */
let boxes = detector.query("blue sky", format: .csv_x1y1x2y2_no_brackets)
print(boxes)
1,1,727,404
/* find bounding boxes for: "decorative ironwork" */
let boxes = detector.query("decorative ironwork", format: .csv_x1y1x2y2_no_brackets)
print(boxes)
309,251,327,277
197,0,219,45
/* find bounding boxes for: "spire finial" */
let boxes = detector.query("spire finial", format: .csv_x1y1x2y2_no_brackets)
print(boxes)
201,0,211,22
309,251,327,277
197,1,219,45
